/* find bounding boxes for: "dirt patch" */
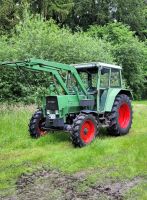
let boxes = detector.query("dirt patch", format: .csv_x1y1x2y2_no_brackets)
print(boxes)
1,169,143,200
90,177,143,200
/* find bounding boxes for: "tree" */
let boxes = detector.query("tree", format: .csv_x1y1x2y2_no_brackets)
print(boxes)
67,0,110,30
109,0,147,40
0,0,146,40
0,0,16,34
114,39,147,99
87,22,147,99
62,0,147,40
29,0,74,23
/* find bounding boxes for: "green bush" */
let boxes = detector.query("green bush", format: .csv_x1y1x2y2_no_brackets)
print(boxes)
87,22,135,45
0,15,114,103
114,39,147,99
87,22,147,99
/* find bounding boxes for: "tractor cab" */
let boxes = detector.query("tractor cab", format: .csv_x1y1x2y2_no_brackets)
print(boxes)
73,62,122,112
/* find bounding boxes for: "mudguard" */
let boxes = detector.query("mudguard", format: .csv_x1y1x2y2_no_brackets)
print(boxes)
105,88,133,112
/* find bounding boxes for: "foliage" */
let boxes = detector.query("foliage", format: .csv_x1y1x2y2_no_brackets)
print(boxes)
29,0,74,23
0,3,146,101
0,0,25,35
87,22,135,44
114,39,147,99
0,15,113,102
0,1,146,40
109,0,147,40
28,0,147,40
87,22,147,99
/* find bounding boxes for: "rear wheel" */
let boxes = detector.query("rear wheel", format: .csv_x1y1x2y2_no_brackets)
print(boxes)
108,94,133,136
71,114,98,147
29,110,47,138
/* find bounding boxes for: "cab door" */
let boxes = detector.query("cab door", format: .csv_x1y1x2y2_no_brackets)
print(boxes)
98,67,110,112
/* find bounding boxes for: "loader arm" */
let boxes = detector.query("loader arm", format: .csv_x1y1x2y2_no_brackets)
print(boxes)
0,58,87,95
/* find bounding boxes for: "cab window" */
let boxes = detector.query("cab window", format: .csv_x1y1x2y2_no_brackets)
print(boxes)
111,69,121,87
79,72,89,89
79,70,98,92
100,68,110,88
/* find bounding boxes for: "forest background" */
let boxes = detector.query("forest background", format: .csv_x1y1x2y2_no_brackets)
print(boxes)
0,0,147,102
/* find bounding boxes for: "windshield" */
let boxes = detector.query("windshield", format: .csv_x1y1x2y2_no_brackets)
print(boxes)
66,69,98,94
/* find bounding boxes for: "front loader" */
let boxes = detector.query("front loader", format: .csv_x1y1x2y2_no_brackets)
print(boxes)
0,59,133,147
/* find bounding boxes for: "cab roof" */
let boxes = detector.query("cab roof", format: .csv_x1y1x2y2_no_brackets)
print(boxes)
72,62,122,70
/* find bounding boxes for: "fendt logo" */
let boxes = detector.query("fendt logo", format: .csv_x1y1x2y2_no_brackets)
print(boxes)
48,101,55,104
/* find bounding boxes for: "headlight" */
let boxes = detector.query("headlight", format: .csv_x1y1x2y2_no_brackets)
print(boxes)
49,114,56,119
55,110,59,114
47,110,50,115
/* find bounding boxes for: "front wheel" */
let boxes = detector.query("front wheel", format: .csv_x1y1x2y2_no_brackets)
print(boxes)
29,110,47,138
107,94,133,136
71,114,98,147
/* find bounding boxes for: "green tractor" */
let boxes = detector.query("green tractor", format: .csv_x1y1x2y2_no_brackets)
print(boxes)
0,59,133,147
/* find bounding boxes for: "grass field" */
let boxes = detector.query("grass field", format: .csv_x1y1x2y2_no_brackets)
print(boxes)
0,101,147,199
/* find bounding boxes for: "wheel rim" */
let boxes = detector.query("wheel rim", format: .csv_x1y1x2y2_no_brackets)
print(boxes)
80,120,95,143
38,119,47,136
118,103,131,129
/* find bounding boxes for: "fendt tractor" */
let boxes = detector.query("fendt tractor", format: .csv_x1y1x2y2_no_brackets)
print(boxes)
0,59,133,147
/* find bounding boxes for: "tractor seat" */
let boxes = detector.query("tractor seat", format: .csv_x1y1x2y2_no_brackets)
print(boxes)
87,87,97,94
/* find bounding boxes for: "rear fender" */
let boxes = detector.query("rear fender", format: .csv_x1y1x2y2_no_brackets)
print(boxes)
105,89,133,112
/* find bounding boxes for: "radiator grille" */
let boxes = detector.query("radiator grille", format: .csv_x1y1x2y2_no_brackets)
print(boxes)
46,96,58,111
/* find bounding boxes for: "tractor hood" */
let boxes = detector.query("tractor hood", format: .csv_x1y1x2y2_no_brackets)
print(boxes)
45,95,86,118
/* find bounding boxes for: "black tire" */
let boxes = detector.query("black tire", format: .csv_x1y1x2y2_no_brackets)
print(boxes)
29,110,47,138
71,113,98,147
107,94,133,136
